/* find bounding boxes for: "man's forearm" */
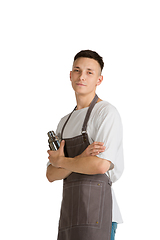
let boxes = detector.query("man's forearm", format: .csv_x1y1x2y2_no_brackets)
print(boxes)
47,141,110,180
59,156,111,175
46,165,72,182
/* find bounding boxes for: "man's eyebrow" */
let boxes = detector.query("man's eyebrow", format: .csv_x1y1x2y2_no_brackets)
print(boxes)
87,68,94,71
73,66,80,69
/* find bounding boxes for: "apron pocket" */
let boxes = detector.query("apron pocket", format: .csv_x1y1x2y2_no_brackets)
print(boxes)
59,179,105,231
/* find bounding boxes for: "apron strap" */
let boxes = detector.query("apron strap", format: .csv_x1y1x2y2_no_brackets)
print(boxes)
82,94,98,133
61,106,77,139
61,94,98,139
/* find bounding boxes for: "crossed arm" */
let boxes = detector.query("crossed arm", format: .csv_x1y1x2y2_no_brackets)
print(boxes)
46,140,111,182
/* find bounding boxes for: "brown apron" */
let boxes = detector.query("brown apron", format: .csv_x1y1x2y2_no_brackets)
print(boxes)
57,95,112,240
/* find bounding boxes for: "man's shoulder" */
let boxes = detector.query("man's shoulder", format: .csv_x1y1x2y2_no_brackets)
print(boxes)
58,112,71,125
93,100,119,117
56,112,72,136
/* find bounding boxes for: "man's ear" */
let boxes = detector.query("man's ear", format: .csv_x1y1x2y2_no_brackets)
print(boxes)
96,75,103,86
70,71,72,81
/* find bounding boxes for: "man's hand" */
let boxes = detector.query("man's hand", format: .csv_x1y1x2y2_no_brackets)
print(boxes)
47,140,65,168
78,142,106,158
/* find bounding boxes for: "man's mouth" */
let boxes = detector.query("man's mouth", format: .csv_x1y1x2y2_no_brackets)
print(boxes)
76,82,86,86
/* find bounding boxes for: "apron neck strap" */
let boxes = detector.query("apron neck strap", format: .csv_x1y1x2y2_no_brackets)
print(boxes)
81,94,98,133
61,106,77,139
61,94,98,139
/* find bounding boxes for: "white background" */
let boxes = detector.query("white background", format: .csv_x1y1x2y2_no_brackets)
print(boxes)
0,0,160,239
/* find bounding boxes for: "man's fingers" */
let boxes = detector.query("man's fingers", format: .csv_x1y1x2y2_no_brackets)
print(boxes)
90,145,106,151
92,142,104,146
88,142,106,155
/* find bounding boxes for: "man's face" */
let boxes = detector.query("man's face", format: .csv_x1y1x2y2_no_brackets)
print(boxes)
70,57,103,96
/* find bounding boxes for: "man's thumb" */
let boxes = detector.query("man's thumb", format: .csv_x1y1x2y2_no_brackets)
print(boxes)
60,140,65,149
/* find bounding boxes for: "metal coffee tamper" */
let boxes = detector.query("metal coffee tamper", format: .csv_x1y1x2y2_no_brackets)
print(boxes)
47,131,60,151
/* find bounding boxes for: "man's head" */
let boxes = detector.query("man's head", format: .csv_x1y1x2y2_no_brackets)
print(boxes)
70,50,104,96
73,50,104,74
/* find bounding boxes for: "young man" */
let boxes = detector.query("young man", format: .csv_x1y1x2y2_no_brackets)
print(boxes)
47,50,124,240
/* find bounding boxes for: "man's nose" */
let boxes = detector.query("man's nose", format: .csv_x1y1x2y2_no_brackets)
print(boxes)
79,71,85,81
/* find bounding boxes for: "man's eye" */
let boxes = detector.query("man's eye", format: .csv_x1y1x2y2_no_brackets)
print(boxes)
88,72,92,75
74,69,79,72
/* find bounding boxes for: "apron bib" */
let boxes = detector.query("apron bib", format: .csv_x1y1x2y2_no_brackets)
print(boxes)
57,95,112,240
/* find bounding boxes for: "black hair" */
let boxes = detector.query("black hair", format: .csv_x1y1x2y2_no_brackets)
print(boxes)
74,50,104,72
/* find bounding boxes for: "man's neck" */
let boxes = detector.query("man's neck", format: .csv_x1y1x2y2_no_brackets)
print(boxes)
75,92,97,110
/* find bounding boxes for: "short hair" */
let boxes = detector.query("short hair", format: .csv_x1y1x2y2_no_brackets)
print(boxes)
74,50,104,72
